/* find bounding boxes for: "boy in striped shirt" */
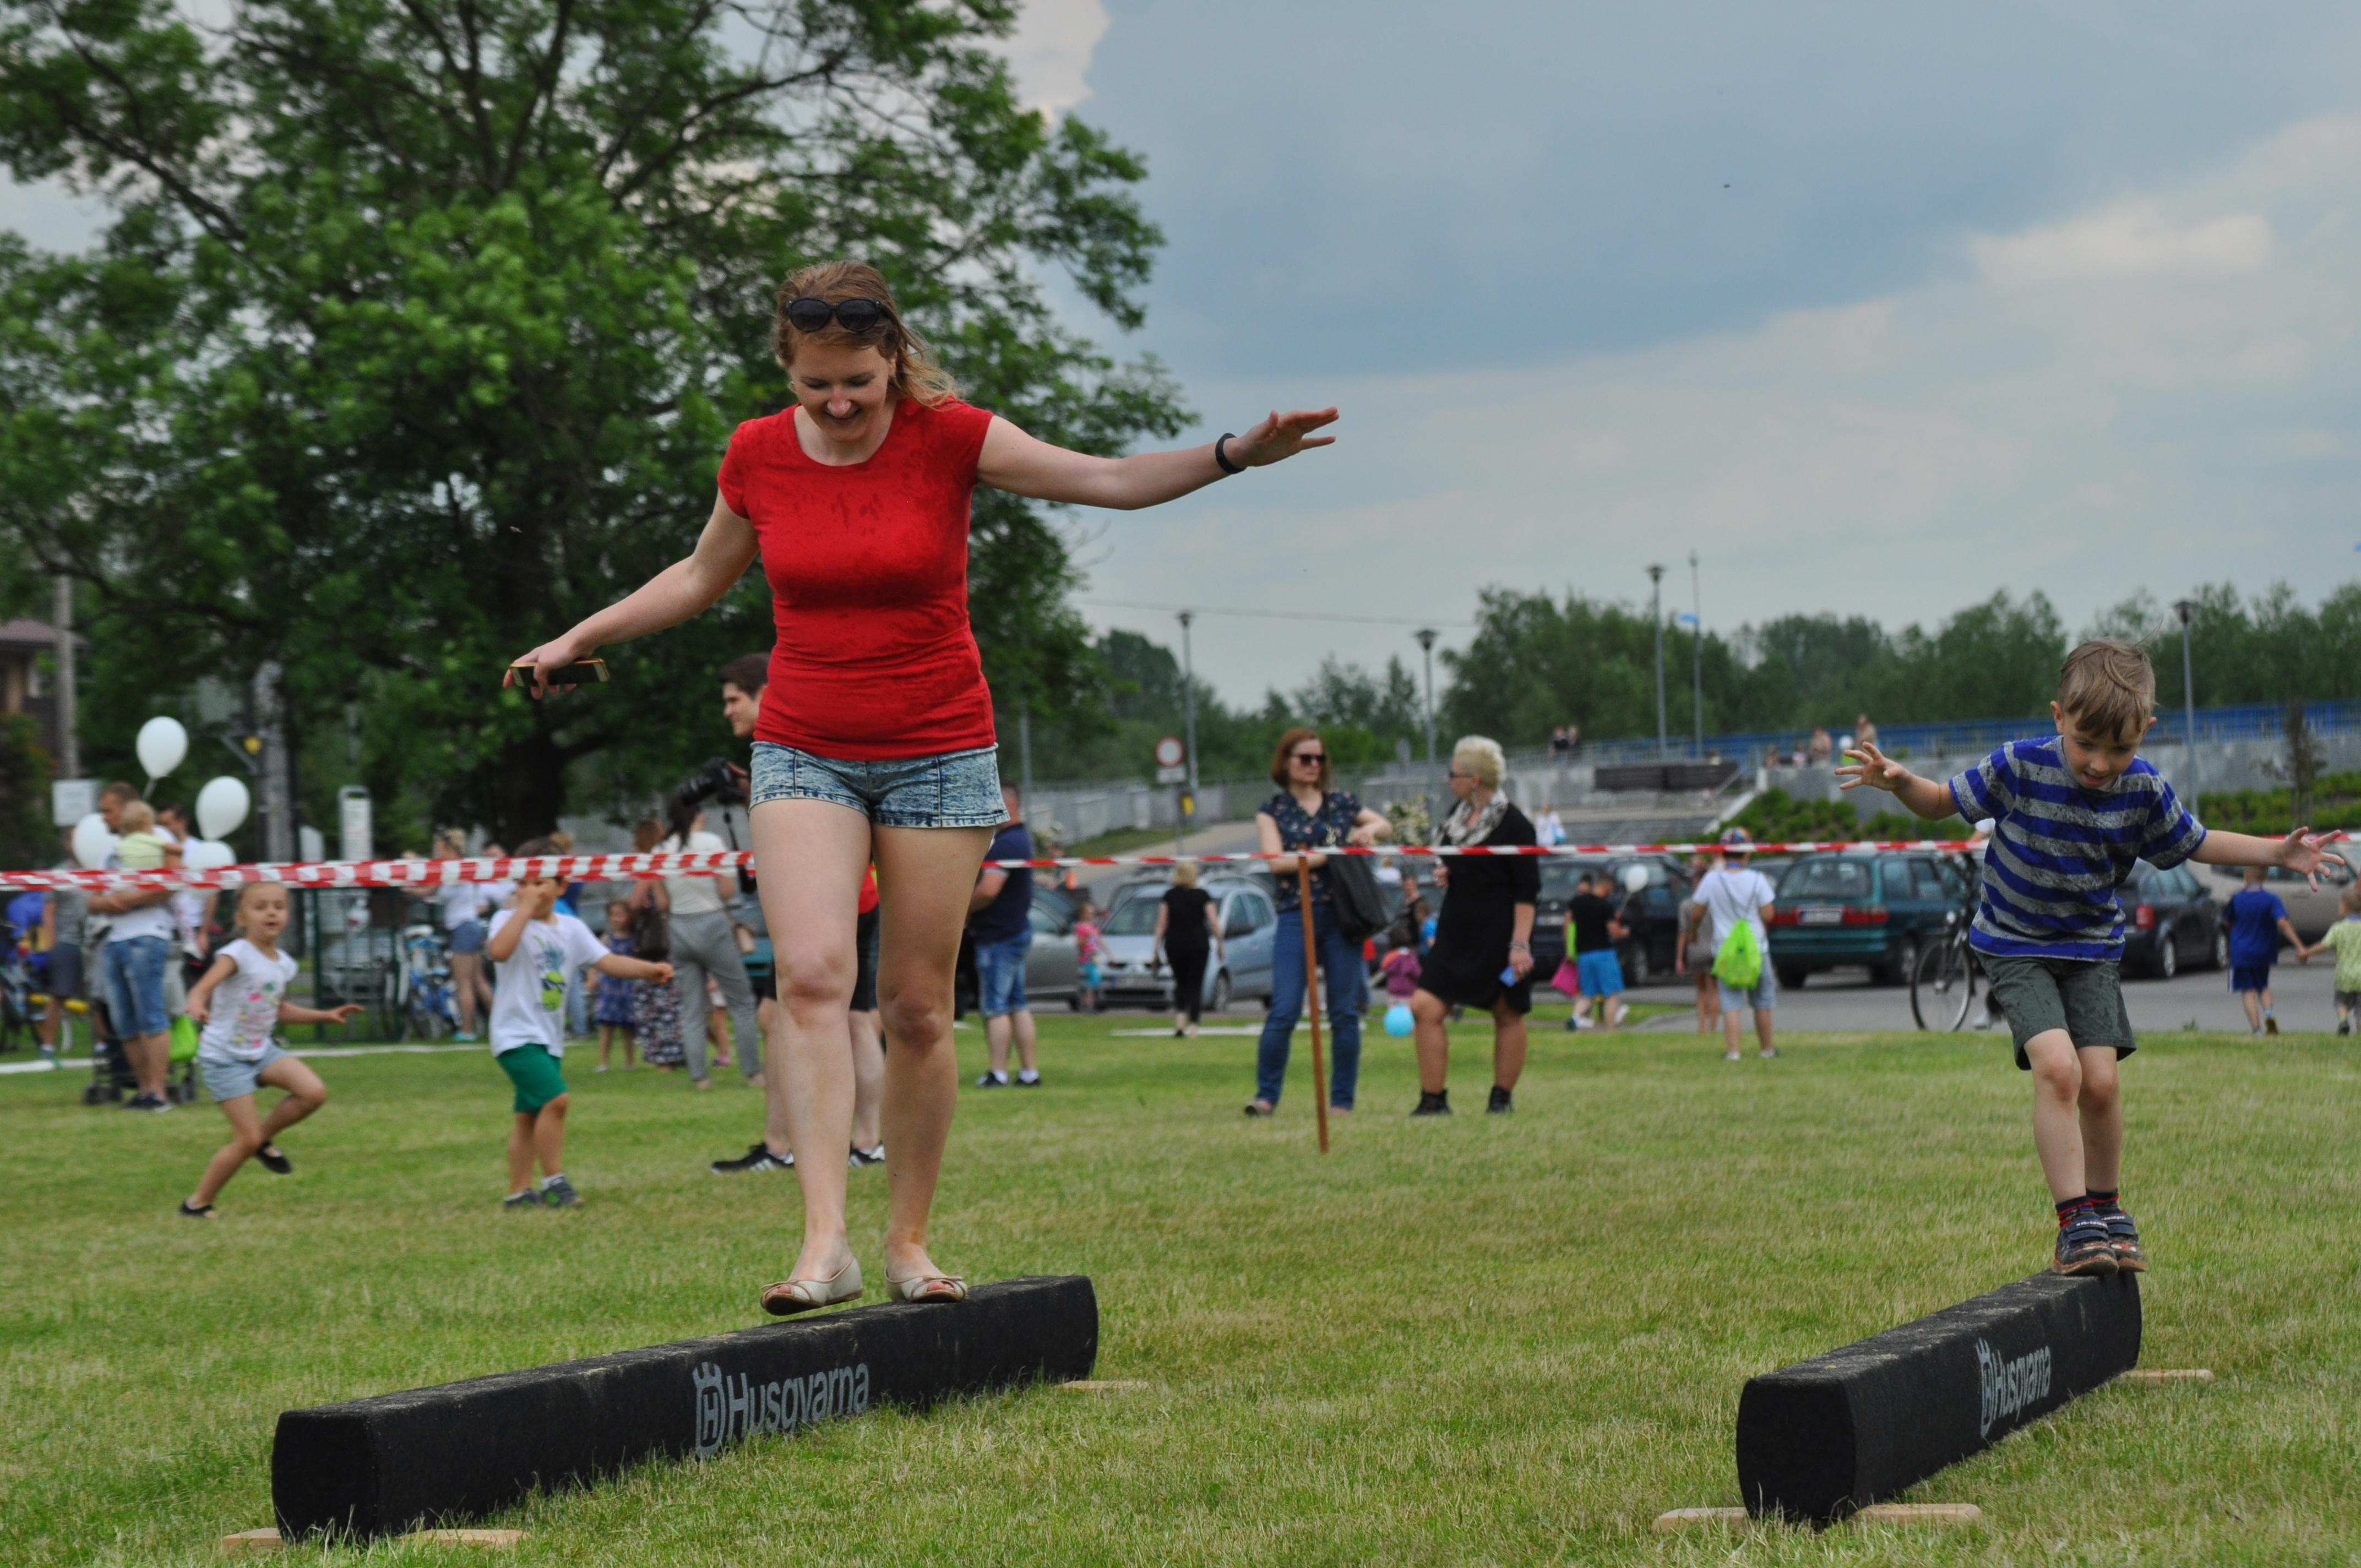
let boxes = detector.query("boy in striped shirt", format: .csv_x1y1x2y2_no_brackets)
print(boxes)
1841,640,2346,1277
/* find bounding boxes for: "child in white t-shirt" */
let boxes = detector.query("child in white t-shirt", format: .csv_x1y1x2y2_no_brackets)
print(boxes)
485,837,673,1208
178,883,363,1218
1680,827,1782,1061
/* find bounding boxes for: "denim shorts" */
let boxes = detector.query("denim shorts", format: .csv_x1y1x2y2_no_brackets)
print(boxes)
974,930,1031,1016
102,934,172,1038
200,1042,288,1103
448,920,486,956
750,742,1006,829
1717,968,1777,1014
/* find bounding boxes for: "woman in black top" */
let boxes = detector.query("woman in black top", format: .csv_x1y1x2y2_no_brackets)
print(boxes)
1153,861,1223,1037
1410,736,1539,1116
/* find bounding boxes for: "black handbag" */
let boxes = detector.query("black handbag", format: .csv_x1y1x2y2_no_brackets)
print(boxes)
1324,850,1391,944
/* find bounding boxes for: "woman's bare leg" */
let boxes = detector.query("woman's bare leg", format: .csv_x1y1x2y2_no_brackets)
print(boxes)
1490,999,1528,1091
871,823,994,1283
751,799,873,1282
1410,988,1451,1093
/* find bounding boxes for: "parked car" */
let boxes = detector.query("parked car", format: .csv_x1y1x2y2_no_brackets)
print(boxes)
1767,851,1971,987
1531,853,1694,988
2120,861,2224,979
1095,873,1280,1013
2197,859,2354,946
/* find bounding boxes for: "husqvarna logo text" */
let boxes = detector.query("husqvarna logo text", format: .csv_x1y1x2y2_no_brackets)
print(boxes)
1974,1337,2052,1438
692,1360,871,1457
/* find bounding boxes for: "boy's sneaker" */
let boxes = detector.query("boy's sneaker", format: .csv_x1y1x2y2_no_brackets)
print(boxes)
2264,1015,2280,1036
848,1144,886,1168
1410,1090,1451,1117
1487,1086,1513,1115
975,1071,1010,1088
2099,1207,2147,1272
255,1145,293,1175
2339,1016,2353,1037
2052,1209,2118,1276
123,1092,171,1112
710,1142,792,1173
1016,1070,1042,1087
1723,1049,1742,1061
540,1175,580,1208
502,1189,542,1209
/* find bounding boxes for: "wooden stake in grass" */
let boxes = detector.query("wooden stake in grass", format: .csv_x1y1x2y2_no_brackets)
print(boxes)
1298,859,1329,1154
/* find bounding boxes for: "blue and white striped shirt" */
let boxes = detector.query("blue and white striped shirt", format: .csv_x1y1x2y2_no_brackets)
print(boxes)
1947,738,2206,961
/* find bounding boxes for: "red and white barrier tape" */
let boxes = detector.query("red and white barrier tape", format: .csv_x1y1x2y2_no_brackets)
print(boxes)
0,841,1975,891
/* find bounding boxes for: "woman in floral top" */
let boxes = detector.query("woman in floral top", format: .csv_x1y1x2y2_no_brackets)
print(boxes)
1248,727,1392,1117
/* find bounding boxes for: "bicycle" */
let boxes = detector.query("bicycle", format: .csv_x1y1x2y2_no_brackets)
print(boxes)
398,923,461,1042
1911,906,1983,1031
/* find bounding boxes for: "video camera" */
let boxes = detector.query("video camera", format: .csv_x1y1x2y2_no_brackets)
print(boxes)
672,757,754,895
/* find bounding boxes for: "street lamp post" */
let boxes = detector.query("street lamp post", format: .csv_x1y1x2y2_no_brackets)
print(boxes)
1647,564,1667,761
2174,597,2200,818
1415,627,1439,809
1178,611,1199,851
1688,549,1702,758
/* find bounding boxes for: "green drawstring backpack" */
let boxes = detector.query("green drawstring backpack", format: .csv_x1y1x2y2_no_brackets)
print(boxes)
1713,918,1764,990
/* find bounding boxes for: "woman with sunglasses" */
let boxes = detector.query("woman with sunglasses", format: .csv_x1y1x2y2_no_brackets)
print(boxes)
512,260,1338,1314
1247,728,1393,1117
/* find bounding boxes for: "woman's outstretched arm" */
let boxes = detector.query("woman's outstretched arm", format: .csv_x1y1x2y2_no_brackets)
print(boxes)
509,496,759,691
977,407,1339,510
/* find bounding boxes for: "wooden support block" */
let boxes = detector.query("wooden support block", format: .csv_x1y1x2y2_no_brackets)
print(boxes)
2115,1368,2212,1384
1652,1506,1749,1532
1738,1272,2139,1523
1057,1379,1149,1393
402,1528,529,1549
273,1275,1097,1540
1854,1502,1984,1526
220,1528,283,1556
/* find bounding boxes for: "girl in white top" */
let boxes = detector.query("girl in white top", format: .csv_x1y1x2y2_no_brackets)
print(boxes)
178,883,362,1218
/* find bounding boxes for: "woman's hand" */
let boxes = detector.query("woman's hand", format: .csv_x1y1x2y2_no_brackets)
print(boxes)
1346,823,1377,848
1229,407,1340,467
505,632,597,698
1507,944,1533,981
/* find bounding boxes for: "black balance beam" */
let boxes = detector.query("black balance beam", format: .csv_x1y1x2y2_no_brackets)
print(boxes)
274,1275,1097,1540
1737,1272,2139,1523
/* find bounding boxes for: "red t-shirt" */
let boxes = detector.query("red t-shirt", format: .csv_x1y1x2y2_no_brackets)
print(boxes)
717,397,998,758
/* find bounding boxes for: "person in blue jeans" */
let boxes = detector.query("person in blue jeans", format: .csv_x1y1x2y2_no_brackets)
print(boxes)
2224,866,2305,1035
89,782,182,1110
1247,728,1392,1116
969,782,1040,1088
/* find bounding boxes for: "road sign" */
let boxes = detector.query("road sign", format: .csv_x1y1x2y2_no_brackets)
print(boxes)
1156,765,1187,784
1154,736,1184,769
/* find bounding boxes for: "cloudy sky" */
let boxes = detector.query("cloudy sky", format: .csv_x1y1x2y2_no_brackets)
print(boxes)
999,0,2361,706
8,3,2357,713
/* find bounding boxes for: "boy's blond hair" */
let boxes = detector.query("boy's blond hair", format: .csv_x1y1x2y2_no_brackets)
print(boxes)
2057,640,2155,744
117,799,155,833
2342,881,2361,917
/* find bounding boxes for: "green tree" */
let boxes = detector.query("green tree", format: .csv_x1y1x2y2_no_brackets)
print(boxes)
0,0,1179,840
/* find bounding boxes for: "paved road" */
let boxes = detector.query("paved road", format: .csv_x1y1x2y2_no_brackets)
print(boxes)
1631,954,2348,1036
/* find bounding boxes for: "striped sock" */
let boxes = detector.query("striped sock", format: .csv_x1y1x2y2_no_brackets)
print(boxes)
2055,1193,2093,1226
2087,1188,2120,1215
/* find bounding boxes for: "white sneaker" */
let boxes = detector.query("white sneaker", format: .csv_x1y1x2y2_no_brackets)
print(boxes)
1723,1049,1742,1061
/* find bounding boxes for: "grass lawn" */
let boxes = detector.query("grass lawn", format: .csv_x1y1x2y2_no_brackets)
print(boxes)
3,1009,2357,1566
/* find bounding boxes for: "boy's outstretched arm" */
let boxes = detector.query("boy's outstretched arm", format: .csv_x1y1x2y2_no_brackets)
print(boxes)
2191,827,2348,887
596,954,673,984
1835,743,1956,820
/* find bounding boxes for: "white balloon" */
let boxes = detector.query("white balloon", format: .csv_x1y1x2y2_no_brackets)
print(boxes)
195,775,252,841
135,716,189,782
1623,863,1651,895
182,839,237,872
72,812,116,870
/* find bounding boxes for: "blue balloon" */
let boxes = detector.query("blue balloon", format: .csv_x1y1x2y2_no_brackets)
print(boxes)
1384,1003,1415,1037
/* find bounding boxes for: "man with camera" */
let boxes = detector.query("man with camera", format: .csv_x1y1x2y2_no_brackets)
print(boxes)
705,654,887,1173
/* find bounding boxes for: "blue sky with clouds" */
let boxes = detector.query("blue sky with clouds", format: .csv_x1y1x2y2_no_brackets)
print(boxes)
8,3,2358,712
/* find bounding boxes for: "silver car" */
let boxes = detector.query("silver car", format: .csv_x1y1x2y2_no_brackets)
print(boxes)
2200,859,2358,944
1025,890,1082,1007
1096,875,1279,1012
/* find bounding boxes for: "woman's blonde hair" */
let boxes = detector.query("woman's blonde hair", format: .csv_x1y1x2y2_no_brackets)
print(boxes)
432,831,466,859
772,260,959,407
1452,736,1506,788
1171,860,1199,888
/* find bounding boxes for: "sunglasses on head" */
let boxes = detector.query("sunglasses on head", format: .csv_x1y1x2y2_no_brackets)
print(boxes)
783,295,893,335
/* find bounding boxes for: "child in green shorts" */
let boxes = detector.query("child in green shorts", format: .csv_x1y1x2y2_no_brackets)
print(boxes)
486,836,674,1208
2298,881,2361,1036
1842,640,2347,1276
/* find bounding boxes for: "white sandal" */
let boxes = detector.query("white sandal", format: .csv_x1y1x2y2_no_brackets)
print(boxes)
759,1256,863,1316
884,1270,969,1303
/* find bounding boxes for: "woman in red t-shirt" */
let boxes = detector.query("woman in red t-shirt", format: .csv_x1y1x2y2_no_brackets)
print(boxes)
514,260,1335,1314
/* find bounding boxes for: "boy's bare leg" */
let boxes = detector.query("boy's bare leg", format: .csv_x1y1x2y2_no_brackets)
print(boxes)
532,1096,569,1178
2076,1046,2123,1194
1490,999,1528,1091
1756,1008,1775,1056
1593,992,1617,1032
2241,990,2263,1031
1722,1005,1745,1055
2024,1030,2090,1201
507,1113,536,1194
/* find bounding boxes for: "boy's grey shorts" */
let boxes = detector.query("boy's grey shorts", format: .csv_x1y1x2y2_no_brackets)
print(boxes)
1981,953,2135,1070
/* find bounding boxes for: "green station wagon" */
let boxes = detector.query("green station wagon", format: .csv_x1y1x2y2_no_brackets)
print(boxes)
1767,851,1973,987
